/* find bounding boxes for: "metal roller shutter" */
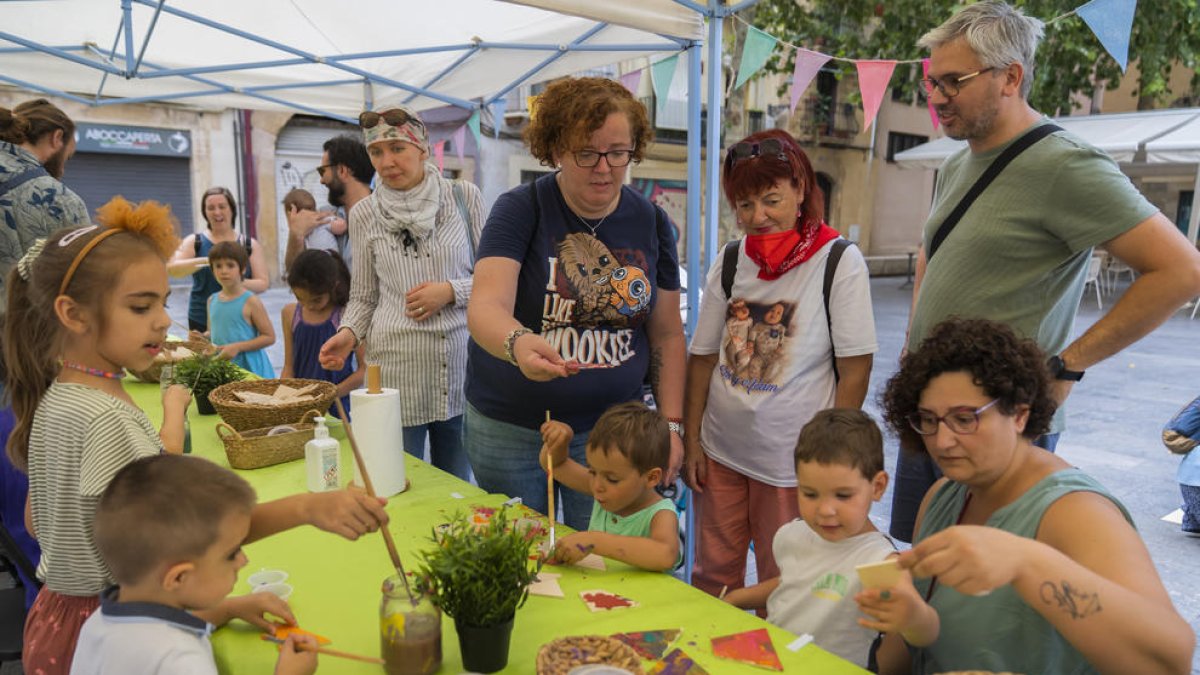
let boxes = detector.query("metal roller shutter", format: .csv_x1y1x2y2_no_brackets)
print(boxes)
62,153,195,235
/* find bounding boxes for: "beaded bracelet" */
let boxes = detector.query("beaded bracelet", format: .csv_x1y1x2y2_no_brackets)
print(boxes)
503,327,533,366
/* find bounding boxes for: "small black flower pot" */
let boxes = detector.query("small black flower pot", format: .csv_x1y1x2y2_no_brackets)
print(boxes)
454,616,514,673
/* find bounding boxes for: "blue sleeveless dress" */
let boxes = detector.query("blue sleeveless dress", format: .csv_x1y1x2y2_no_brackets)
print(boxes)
208,290,274,378
291,305,355,418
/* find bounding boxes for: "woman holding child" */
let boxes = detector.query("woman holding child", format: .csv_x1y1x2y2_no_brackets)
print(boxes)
168,187,268,332
861,318,1193,674
684,129,876,598
465,77,686,531
319,105,484,480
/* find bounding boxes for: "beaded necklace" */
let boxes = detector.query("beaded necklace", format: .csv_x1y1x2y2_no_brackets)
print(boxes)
59,359,126,380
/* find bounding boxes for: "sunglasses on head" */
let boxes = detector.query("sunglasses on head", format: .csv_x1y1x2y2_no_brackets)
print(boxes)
358,110,425,130
725,138,789,169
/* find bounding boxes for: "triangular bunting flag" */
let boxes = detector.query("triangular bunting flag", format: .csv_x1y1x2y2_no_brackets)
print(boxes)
1077,0,1137,72
434,140,445,174
855,59,897,130
711,628,783,671
467,110,481,147
453,124,466,161
620,69,643,95
490,98,507,139
651,55,679,120
735,25,779,90
922,58,939,130
790,48,832,113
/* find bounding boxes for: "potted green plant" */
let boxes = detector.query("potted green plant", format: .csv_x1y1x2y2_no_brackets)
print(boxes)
416,507,539,673
171,351,246,415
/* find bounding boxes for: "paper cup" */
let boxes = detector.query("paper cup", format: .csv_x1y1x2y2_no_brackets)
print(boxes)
247,569,288,587
253,582,293,602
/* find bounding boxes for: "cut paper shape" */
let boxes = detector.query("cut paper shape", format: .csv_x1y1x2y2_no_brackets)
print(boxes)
785,634,813,652
452,125,466,161
1077,0,1137,72
620,69,643,96
612,629,681,659
710,628,783,671
855,558,903,589
528,572,564,598
650,55,679,120
269,625,331,646
575,553,606,570
855,59,897,130
580,589,637,612
649,648,709,674
790,48,832,113
735,25,779,90
922,58,939,130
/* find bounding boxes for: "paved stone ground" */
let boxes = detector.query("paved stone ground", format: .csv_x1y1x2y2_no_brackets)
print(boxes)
162,274,1200,673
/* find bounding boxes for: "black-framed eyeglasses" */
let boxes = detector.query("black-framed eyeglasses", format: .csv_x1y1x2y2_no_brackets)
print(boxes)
358,109,426,130
316,163,333,179
906,399,999,436
573,149,635,168
919,67,995,100
724,138,789,170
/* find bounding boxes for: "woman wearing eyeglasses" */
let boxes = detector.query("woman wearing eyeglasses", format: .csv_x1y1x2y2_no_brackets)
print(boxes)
318,106,484,480
465,77,685,531
861,317,1192,675
168,187,269,332
683,129,876,600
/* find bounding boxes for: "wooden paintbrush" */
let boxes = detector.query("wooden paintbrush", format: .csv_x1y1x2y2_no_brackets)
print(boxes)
262,635,385,665
545,410,555,550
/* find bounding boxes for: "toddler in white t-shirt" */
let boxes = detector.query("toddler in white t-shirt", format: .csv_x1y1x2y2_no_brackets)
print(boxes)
722,409,902,668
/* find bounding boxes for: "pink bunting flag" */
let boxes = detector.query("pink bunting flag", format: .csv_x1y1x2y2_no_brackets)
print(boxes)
620,69,643,96
922,58,939,130
855,59,897,130
434,140,445,174
790,48,832,114
453,125,466,161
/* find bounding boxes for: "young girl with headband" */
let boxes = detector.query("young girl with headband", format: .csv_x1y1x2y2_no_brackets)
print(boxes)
5,197,391,674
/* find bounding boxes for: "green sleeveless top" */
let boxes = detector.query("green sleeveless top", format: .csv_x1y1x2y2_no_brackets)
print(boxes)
912,469,1132,675
587,498,682,569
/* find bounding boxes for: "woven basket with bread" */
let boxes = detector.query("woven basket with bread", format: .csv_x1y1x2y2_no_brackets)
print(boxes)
209,378,337,431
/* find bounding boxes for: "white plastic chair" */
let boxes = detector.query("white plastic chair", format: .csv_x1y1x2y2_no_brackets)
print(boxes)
1082,255,1103,310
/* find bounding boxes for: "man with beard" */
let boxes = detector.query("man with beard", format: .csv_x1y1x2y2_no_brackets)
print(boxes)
283,134,373,271
890,0,1200,542
0,98,89,311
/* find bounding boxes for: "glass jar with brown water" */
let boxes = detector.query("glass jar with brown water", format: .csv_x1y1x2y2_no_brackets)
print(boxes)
380,575,442,675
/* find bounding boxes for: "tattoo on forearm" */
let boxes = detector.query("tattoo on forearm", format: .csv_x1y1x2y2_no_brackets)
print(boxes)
648,347,663,392
1040,580,1101,619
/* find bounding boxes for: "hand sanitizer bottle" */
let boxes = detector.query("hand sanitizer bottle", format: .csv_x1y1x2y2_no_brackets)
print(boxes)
305,416,340,492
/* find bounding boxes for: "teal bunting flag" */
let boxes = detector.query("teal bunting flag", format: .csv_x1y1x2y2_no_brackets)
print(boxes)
735,26,779,90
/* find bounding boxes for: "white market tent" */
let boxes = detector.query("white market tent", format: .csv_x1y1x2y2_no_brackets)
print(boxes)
0,0,758,323
894,107,1200,242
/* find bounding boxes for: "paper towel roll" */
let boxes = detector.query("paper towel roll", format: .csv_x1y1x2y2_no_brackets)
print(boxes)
349,387,407,497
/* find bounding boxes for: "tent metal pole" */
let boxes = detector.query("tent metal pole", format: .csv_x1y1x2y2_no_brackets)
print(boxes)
703,2,724,273
120,0,135,77
685,44,702,339
485,23,607,105
0,74,95,106
0,31,125,75
132,0,167,77
403,46,481,105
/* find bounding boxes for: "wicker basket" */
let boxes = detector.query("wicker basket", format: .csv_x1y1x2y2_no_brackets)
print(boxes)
209,378,337,432
536,636,644,675
129,339,211,383
216,410,323,470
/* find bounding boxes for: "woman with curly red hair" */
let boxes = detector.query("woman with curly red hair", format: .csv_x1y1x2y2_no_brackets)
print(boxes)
466,77,685,530
860,317,1193,674
684,129,877,599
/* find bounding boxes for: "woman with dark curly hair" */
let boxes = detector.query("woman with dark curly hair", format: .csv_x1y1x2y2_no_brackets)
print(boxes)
466,77,685,530
858,318,1193,675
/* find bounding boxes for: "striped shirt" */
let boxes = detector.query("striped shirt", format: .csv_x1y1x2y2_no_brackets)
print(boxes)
28,382,161,595
342,177,484,426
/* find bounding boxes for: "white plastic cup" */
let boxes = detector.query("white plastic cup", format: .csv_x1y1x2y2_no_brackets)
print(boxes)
253,582,293,602
247,569,288,588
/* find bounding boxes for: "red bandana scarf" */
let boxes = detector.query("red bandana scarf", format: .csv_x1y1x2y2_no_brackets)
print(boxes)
744,221,841,280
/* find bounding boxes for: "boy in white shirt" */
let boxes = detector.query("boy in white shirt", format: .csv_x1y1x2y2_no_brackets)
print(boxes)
72,455,317,675
723,408,899,667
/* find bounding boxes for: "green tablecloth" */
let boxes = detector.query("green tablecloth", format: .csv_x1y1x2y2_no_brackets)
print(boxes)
129,381,866,674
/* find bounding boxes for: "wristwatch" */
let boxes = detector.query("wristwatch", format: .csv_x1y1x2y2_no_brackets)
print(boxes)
503,327,533,366
1047,354,1084,382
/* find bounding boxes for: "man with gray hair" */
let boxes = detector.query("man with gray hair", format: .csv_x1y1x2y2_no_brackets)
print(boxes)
891,0,1200,542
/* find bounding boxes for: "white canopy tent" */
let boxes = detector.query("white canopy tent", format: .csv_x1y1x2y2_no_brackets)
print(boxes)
893,108,1200,242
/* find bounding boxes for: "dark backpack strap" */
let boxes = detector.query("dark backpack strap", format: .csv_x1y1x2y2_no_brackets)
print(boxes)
720,240,740,299
823,238,851,383
927,123,1063,262
0,165,49,199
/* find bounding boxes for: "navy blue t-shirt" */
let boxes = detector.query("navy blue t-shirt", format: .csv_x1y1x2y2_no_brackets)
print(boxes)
466,173,681,431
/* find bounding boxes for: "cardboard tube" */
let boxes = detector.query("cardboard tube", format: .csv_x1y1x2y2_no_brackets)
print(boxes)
366,364,382,394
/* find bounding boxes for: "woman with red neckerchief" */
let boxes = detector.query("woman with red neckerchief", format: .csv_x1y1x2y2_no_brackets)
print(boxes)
683,129,878,600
